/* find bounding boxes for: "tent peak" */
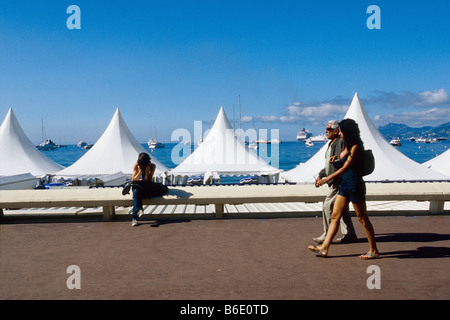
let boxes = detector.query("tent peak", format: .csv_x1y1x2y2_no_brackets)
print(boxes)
5,107,14,119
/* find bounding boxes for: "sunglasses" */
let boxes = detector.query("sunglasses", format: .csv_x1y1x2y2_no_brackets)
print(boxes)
325,127,338,131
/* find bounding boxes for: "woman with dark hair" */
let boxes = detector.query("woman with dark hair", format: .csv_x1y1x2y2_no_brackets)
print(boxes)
131,152,156,226
308,119,379,259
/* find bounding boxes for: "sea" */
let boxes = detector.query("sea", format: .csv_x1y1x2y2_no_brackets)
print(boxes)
41,139,449,184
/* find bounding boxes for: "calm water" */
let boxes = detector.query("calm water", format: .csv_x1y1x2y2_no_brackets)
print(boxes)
42,139,449,182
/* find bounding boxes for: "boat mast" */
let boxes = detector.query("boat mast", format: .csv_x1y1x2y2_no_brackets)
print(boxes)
238,94,241,131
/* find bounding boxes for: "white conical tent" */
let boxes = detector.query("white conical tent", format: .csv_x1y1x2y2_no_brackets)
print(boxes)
282,93,447,182
57,108,168,177
169,107,280,182
423,149,450,177
0,108,64,176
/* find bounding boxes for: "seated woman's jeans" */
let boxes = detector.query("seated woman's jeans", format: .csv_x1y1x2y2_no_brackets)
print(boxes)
132,186,143,220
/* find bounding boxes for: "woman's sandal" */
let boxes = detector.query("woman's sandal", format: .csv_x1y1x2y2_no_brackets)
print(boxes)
308,245,327,257
359,252,380,260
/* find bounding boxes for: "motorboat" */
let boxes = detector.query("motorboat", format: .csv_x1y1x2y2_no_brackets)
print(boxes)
37,138,58,150
248,142,258,150
389,138,402,146
305,138,314,147
296,128,312,141
77,140,87,148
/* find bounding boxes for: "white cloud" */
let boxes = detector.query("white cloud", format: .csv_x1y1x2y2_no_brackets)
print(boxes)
368,88,449,108
247,88,449,128
265,102,348,123
419,88,449,105
240,115,253,123
257,115,279,122
373,107,450,127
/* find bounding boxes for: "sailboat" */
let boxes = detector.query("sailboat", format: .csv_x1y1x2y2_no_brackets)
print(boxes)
36,119,58,150
147,127,164,148
148,138,164,148
37,138,58,150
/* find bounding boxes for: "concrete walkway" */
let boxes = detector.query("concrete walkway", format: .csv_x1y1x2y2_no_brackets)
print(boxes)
1,215,449,301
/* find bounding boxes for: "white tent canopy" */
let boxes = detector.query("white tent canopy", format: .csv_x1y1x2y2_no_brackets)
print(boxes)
57,108,168,178
169,107,280,183
282,93,448,182
0,108,64,176
423,149,450,177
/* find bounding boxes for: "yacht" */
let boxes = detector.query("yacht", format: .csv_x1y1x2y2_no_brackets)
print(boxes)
77,140,88,148
310,134,328,143
37,119,58,150
389,138,401,146
248,141,258,150
416,137,430,143
148,138,165,149
296,128,312,141
37,138,58,151
256,138,270,144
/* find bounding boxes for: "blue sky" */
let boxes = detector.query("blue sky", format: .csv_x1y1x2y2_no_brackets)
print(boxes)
1,0,449,144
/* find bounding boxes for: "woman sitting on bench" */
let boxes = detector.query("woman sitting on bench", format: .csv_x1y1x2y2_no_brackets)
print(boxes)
131,152,156,226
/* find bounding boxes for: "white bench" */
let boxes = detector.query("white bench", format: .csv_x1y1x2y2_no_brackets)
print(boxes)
0,182,449,220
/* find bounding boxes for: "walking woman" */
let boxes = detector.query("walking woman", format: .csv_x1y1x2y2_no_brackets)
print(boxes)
308,119,379,259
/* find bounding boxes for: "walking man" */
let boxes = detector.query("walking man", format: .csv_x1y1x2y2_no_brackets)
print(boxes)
314,120,357,244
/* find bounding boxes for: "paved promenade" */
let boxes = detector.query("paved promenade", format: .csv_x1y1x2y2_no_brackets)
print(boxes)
1,215,449,301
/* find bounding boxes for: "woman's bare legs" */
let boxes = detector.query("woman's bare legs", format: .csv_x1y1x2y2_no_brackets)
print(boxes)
308,195,349,256
308,196,379,258
353,202,379,257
